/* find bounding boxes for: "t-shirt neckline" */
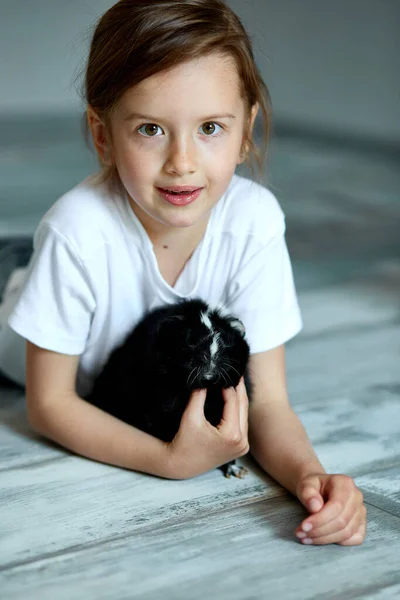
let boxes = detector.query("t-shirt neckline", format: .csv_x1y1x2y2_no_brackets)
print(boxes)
120,189,216,299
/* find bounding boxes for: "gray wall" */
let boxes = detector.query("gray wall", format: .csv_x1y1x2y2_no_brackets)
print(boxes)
230,0,400,143
1,0,112,114
2,0,399,143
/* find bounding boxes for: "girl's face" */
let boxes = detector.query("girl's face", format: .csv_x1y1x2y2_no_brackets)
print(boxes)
90,53,257,241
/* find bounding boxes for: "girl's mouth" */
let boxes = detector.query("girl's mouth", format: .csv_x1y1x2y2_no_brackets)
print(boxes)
156,187,203,206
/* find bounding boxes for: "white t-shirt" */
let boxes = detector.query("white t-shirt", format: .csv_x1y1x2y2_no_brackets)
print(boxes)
3,173,302,397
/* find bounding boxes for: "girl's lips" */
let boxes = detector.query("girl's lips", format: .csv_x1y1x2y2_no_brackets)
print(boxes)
157,187,203,206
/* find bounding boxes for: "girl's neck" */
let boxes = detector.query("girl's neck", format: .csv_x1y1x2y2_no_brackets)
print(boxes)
128,196,211,252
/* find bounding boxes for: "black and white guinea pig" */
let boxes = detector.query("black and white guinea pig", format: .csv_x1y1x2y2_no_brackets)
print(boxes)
86,298,251,478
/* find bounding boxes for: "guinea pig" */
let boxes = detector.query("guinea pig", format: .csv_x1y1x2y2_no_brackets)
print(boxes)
85,298,251,478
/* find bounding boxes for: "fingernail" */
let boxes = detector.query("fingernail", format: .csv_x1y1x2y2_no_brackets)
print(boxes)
302,522,313,533
302,538,313,545
309,498,322,512
296,531,307,539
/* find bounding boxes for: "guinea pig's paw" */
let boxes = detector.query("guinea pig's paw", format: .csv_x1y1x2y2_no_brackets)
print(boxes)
221,462,248,479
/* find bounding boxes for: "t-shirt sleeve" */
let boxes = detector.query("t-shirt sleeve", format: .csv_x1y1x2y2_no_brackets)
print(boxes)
226,220,302,354
8,223,96,355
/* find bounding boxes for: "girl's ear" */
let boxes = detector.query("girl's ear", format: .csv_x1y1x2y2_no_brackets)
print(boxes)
249,103,259,133
238,103,259,165
87,105,112,165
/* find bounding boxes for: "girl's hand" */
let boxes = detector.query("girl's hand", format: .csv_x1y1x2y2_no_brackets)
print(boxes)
165,377,249,479
295,473,367,545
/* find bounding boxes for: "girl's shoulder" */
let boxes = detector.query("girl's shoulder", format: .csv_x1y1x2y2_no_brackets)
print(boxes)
34,175,124,257
215,174,286,243
42,175,115,225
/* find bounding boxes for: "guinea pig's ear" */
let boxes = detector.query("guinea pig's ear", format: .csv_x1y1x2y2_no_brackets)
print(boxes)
155,314,185,335
229,318,246,337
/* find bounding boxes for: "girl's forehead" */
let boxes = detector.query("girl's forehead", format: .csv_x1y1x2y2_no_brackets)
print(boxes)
118,54,244,117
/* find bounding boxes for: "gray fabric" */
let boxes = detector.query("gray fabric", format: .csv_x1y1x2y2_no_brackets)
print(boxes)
0,238,32,386
0,238,33,302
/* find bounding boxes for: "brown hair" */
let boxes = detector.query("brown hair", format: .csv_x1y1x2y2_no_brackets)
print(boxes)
79,0,272,188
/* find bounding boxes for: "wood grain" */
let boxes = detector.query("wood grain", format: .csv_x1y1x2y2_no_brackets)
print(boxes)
1,500,399,600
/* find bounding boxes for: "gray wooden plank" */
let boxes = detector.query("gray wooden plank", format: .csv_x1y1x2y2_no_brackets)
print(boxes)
296,280,399,337
357,465,400,518
286,322,399,406
0,448,283,568
294,385,400,476
1,499,399,600
0,390,66,471
268,137,400,221
354,584,400,600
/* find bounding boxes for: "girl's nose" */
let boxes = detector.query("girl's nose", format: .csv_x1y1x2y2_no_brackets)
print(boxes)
164,136,198,176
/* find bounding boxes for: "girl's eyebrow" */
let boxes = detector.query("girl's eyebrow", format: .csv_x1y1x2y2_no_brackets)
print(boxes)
124,112,236,122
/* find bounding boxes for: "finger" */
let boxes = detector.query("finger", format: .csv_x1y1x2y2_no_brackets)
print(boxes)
296,476,325,515
235,376,245,391
185,388,208,421
299,513,366,546
298,491,366,540
237,377,249,435
218,386,240,431
339,521,367,546
298,476,355,533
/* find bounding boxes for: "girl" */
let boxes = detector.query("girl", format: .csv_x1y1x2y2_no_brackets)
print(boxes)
0,0,366,546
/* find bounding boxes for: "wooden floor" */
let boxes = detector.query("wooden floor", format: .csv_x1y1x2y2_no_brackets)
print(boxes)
0,116,399,599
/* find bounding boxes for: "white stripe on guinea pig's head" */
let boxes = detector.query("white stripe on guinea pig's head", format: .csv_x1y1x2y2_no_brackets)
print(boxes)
200,310,213,331
199,308,220,380
210,332,220,359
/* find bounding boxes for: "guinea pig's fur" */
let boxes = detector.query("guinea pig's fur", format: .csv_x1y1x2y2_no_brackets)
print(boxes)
86,298,251,477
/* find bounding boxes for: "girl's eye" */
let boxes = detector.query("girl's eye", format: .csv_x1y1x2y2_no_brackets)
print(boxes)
137,123,163,137
136,122,223,137
201,122,223,136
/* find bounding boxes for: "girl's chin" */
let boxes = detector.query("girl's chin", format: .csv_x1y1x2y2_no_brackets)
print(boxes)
157,205,210,229
159,215,201,229
129,196,203,229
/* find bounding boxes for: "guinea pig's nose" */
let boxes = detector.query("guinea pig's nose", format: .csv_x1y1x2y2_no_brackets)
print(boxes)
198,367,218,387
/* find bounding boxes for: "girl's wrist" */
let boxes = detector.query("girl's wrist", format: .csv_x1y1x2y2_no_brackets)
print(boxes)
163,441,198,480
138,437,184,480
162,440,185,480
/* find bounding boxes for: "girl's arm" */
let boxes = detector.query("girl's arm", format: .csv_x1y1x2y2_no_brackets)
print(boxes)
26,342,173,478
25,342,249,480
247,345,367,546
248,346,326,494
